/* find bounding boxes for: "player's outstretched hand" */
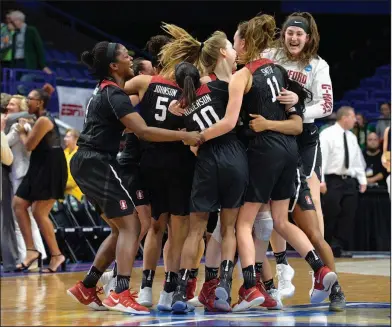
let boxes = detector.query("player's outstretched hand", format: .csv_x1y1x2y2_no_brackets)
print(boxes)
249,114,269,132
277,88,298,107
169,100,185,116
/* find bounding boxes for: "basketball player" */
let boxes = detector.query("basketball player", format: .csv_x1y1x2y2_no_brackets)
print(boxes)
123,46,204,312
66,41,202,314
199,14,337,311
262,12,333,300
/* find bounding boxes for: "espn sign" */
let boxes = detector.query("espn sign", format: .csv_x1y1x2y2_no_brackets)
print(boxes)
57,86,95,131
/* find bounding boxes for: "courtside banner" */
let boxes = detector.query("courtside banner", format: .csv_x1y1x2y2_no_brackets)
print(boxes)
57,86,94,131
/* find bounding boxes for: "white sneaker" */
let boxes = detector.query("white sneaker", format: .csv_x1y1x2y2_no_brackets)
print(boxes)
138,287,153,307
157,290,173,311
103,276,116,297
276,264,295,299
100,270,113,286
187,296,203,307
267,288,283,310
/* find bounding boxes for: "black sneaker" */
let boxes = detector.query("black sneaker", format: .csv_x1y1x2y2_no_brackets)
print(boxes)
172,284,194,313
329,283,346,312
215,277,232,312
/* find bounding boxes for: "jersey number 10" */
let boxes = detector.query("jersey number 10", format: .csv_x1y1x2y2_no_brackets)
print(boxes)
193,105,220,131
266,76,281,102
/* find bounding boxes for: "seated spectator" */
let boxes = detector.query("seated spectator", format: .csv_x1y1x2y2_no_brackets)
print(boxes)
363,132,388,187
352,113,375,150
376,102,391,140
63,128,83,202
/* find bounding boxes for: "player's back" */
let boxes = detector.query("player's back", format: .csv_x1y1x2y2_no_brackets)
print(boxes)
242,59,296,150
139,75,193,168
183,80,235,142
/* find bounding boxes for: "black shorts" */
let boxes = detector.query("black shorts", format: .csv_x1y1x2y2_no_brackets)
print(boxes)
141,161,194,220
207,211,219,234
297,123,322,180
70,149,136,219
245,135,298,203
190,138,248,212
289,166,316,212
118,163,150,207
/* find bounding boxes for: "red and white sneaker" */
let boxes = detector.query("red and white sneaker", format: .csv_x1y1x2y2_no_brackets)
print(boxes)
67,281,107,311
310,266,337,303
102,289,150,314
232,285,265,312
198,278,219,312
186,277,203,307
256,275,280,310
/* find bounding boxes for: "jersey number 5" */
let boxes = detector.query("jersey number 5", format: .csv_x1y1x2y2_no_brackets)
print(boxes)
193,105,220,130
266,76,280,102
155,96,169,121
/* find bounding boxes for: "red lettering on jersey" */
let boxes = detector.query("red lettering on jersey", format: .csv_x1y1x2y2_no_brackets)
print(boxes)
61,104,84,116
151,75,178,88
321,84,333,114
119,200,128,210
287,70,307,85
245,58,273,74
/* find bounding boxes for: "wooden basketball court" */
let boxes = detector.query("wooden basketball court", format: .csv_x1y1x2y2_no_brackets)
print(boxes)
1,257,390,326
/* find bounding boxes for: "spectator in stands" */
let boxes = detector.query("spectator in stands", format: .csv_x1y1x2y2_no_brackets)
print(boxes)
320,106,367,257
363,132,388,187
1,112,19,272
382,126,391,197
6,95,48,265
1,12,15,69
8,10,51,74
376,102,391,140
63,128,83,202
352,113,375,150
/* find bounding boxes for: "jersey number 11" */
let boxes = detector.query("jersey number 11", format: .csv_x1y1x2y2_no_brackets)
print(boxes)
267,76,281,102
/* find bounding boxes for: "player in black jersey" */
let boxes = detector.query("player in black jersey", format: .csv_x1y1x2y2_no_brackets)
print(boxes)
199,14,337,311
124,41,206,311
157,25,247,313
66,41,203,315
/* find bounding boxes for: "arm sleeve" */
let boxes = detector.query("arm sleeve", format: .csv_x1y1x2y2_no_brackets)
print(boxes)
6,124,20,147
1,131,13,166
304,60,333,120
107,87,136,120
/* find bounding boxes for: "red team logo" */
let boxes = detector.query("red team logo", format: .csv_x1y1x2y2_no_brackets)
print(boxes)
305,195,313,205
136,190,144,200
119,200,128,210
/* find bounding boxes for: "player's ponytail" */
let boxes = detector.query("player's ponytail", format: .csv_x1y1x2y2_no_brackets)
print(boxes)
236,14,276,65
175,62,201,108
159,23,202,77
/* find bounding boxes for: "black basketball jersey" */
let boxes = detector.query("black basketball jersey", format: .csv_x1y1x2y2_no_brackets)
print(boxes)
242,59,298,148
77,80,135,158
118,133,141,166
183,81,233,139
139,75,184,131
138,75,193,168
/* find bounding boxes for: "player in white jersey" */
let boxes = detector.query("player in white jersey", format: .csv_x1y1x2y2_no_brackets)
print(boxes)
261,12,338,306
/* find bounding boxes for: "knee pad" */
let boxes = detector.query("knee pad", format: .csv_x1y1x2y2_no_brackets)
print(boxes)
253,211,273,241
211,216,222,244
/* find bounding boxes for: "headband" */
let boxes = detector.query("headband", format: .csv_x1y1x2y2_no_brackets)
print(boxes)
107,42,117,63
285,18,310,34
